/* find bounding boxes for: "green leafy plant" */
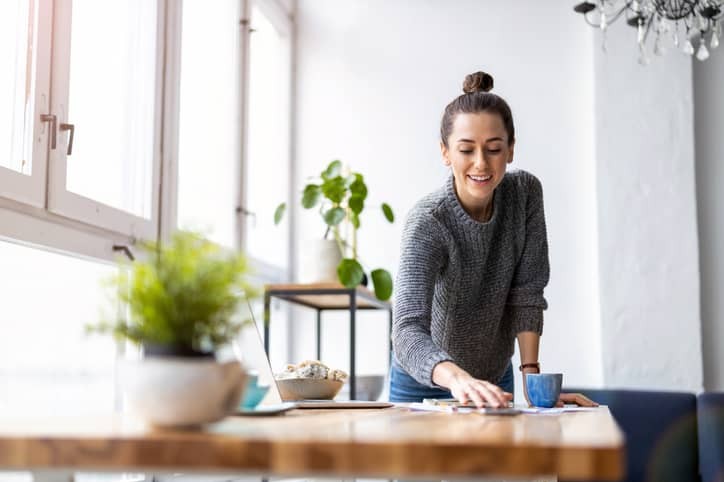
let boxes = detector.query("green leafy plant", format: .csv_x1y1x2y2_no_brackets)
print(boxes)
88,230,257,353
275,160,395,301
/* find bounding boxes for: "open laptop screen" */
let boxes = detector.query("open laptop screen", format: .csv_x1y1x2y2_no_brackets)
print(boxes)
236,321,283,406
235,320,393,409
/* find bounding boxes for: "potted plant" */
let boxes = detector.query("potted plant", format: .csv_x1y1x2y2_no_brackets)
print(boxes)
88,230,256,427
274,160,395,301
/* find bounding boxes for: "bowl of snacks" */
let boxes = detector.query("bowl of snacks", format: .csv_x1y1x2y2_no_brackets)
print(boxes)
275,360,347,401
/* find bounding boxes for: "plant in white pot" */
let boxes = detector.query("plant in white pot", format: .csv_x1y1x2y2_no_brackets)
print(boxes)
274,160,395,301
88,230,256,427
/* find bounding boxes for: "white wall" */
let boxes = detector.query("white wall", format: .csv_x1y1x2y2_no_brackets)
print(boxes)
293,0,602,399
593,24,702,391
694,45,724,391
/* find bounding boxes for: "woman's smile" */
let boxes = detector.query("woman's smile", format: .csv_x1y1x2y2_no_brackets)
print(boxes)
466,173,493,185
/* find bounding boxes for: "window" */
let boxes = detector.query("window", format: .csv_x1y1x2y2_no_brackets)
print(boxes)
0,0,294,422
0,0,163,252
0,1,166,424
0,240,117,415
176,0,241,249
1,0,293,265
177,0,292,278
0,0,32,174
46,0,162,238
244,1,292,273
0,0,51,207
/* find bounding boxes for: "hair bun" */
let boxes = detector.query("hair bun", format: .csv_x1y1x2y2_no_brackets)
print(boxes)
463,71,494,94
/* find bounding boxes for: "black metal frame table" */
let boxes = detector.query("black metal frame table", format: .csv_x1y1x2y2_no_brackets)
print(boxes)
263,282,392,400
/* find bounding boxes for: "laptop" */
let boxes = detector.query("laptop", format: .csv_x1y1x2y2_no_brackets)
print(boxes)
234,320,393,411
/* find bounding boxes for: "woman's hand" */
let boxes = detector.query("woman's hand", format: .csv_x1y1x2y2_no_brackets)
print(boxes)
556,392,599,407
432,361,512,408
449,373,513,408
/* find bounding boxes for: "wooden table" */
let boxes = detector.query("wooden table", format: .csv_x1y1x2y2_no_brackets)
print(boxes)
0,406,624,481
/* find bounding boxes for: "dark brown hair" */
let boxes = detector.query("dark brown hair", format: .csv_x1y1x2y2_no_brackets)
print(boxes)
440,71,515,147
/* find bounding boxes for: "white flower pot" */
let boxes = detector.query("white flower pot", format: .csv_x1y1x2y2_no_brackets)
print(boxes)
299,238,343,283
119,358,245,427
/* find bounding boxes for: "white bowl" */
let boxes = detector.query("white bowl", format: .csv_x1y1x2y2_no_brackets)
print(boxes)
276,378,344,401
354,374,385,401
120,358,245,427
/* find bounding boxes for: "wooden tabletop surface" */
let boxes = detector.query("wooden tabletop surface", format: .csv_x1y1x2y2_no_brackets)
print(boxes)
0,406,624,480
265,282,391,310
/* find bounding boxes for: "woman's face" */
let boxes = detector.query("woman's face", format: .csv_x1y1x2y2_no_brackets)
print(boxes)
441,111,514,213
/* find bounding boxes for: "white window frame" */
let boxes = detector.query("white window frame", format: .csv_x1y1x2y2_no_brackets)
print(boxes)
0,0,171,262
159,0,182,244
0,0,296,272
163,0,294,282
46,0,165,241
0,0,52,209
238,0,294,284
0,204,133,263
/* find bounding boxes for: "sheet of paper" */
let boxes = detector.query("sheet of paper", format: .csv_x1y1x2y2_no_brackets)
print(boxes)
517,405,602,414
407,403,602,415
408,402,471,413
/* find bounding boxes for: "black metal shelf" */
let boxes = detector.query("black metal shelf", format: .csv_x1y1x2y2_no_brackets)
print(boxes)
263,283,392,400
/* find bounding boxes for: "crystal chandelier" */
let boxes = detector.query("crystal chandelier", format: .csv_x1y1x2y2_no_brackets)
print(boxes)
573,1,722,63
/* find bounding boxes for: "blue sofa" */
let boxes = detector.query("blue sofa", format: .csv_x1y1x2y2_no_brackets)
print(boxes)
561,388,699,482
698,392,724,482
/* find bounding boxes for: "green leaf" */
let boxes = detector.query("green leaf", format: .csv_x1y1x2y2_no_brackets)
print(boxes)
302,185,321,209
371,268,393,301
349,176,367,199
322,160,342,180
337,258,364,288
350,212,360,229
323,207,346,226
349,194,364,215
381,203,394,223
273,203,286,225
87,230,257,352
321,176,346,203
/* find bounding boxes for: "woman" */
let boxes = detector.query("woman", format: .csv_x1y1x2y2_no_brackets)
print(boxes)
390,71,595,408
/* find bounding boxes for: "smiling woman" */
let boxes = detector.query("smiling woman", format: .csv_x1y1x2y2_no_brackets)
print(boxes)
389,70,596,410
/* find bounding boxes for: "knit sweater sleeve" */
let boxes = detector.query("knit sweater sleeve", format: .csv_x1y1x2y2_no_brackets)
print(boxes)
506,174,550,335
392,206,454,387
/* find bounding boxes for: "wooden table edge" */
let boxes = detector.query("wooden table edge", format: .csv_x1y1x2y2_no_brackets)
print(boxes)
0,436,625,480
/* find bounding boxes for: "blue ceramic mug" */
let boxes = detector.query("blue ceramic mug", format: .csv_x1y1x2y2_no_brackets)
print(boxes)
525,373,563,408
240,371,270,410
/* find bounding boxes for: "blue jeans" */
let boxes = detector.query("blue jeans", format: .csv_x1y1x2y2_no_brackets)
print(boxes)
389,358,514,403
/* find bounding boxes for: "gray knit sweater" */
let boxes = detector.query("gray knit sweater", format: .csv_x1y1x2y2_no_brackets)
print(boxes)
392,169,550,387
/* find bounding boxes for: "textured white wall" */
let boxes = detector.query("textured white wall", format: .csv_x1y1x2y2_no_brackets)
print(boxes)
694,46,724,391
292,0,602,400
593,24,702,391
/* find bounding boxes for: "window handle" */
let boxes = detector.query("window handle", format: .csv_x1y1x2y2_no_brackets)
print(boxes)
112,244,135,261
40,114,57,149
236,205,257,227
60,123,75,156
